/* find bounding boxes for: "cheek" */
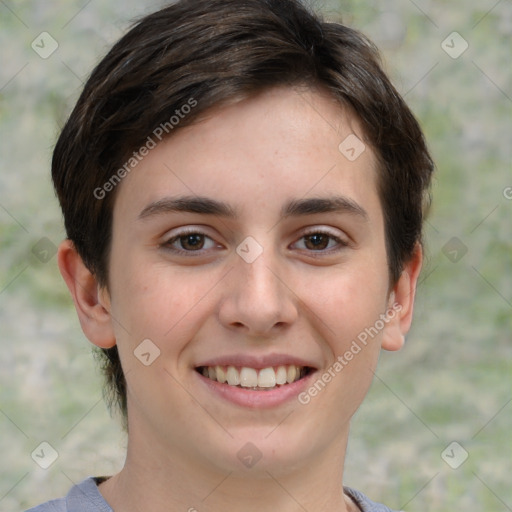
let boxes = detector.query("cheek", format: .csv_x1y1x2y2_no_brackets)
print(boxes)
298,269,387,420
109,269,214,406
301,262,389,349
108,254,217,350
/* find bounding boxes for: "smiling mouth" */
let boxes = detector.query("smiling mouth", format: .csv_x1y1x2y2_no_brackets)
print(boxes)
196,365,314,391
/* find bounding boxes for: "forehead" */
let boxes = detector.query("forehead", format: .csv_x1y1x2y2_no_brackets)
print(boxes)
113,86,381,225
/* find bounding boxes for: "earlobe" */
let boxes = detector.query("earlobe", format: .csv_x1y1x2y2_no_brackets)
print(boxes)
57,239,116,349
381,244,423,352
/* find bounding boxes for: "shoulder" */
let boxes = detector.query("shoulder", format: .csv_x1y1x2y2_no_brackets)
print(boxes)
25,477,112,512
344,486,403,512
25,497,66,512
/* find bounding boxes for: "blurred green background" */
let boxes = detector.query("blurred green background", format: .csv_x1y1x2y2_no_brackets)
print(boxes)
0,1,510,510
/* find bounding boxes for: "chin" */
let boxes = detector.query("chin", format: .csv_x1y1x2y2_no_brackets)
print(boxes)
202,423,328,477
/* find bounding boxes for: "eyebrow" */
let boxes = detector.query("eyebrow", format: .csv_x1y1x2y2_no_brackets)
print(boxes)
281,196,368,220
138,196,237,219
138,195,368,221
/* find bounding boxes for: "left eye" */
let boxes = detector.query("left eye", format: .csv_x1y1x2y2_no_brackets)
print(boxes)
165,232,216,252
294,232,345,251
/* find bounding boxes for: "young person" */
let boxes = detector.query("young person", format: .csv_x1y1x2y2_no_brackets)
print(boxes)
27,0,433,510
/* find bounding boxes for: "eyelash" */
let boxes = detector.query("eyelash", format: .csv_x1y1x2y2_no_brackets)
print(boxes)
294,230,349,253
162,228,219,256
162,228,349,256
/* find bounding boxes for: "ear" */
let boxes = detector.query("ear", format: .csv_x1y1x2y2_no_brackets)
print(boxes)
57,239,116,349
381,243,423,351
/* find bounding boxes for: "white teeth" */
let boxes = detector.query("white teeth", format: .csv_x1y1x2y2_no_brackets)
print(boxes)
216,365,227,383
200,364,307,389
240,367,258,387
286,365,297,384
258,367,276,388
226,366,240,386
275,365,287,385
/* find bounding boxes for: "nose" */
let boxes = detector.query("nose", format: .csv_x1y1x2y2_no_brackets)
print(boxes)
217,249,298,337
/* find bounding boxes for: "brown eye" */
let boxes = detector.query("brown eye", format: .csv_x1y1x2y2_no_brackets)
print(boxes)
164,231,217,253
179,233,205,250
292,230,348,253
303,233,330,250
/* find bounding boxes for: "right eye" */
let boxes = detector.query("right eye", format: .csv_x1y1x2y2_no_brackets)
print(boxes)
163,230,218,254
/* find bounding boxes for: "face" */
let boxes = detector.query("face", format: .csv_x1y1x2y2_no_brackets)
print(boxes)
97,87,408,476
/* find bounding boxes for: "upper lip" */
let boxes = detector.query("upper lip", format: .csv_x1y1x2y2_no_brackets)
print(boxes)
195,354,318,370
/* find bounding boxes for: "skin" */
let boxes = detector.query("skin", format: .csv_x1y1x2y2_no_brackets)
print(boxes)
58,86,422,512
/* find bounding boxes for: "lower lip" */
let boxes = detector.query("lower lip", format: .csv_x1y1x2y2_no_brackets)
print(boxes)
196,371,316,408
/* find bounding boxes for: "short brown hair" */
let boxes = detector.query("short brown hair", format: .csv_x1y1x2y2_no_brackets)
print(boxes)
52,0,434,423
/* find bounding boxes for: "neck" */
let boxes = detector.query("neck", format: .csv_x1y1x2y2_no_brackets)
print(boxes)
99,424,356,512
